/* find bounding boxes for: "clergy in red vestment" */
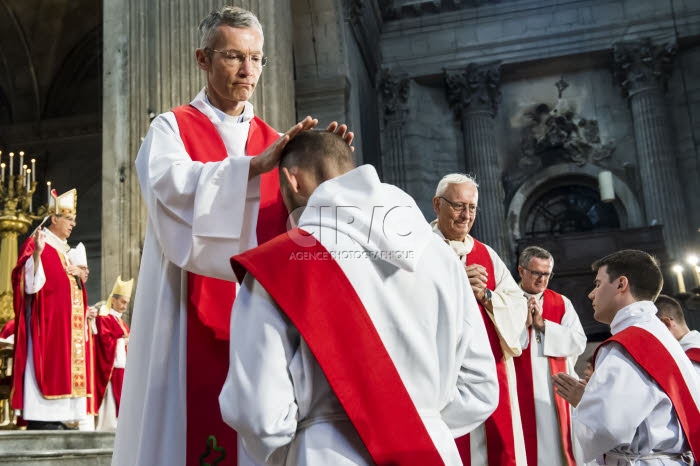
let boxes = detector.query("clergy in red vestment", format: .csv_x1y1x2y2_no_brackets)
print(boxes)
11,188,91,430
93,276,133,432
655,294,700,378
111,6,352,466
431,173,529,466
514,246,586,466
553,250,700,464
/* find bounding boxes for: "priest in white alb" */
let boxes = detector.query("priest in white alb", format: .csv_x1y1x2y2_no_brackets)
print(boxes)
514,246,586,466
112,6,351,466
654,294,700,378
431,173,529,466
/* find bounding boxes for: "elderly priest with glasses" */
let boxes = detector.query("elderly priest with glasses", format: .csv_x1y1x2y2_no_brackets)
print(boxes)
431,173,528,466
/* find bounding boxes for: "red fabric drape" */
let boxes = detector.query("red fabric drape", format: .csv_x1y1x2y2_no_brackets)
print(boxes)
456,240,517,466
595,326,700,459
172,104,286,466
231,229,445,466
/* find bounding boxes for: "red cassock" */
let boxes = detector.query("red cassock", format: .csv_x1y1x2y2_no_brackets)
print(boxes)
93,313,130,416
11,238,89,411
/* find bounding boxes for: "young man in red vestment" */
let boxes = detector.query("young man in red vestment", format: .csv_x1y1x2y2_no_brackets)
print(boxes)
514,246,586,466
431,173,529,466
221,130,498,465
553,250,700,464
11,188,91,430
93,276,133,431
112,6,352,466
655,294,700,377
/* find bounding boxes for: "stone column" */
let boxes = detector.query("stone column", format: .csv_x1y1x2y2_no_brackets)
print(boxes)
102,1,295,303
613,39,688,261
378,69,410,189
445,62,510,262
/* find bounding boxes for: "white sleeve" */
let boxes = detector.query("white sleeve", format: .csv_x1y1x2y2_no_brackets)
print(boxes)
572,344,660,462
542,296,587,359
442,283,498,437
219,273,298,466
24,256,46,294
487,246,528,357
135,113,261,281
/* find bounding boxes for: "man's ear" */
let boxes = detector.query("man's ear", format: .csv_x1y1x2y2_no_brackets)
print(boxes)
432,196,441,215
281,167,300,194
517,266,525,280
659,316,673,329
195,49,209,71
618,276,629,293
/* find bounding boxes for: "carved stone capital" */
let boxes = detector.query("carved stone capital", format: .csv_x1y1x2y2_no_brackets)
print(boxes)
444,62,501,119
612,39,677,97
378,68,410,124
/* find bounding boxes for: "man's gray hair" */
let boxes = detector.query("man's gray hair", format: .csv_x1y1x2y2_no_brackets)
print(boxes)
199,6,264,49
519,245,554,269
435,173,479,197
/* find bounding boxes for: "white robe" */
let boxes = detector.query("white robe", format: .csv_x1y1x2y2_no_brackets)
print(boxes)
520,289,587,466
678,329,700,378
432,224,529,466
220,165,499,466
573,301,700,465
20,228,87,422
113,89,266,466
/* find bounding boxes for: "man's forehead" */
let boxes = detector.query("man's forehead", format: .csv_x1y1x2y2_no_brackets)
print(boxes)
445,183,478,200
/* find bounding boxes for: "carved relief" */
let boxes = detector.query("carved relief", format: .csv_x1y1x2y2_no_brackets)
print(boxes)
519,100,615,168
612,39,677,97
444,62,501,119
378,68,410,124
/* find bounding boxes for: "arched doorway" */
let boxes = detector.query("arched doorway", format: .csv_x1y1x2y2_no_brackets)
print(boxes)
507,166,664,340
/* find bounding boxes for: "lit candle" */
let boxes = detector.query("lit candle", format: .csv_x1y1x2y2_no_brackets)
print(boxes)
26,170,30,192
47,181,51,204
19,151,24,172
672,264,686,293
9,152,13,176
0,163,4,183
22,165,27,187
687,255,700,287
31,159,36,182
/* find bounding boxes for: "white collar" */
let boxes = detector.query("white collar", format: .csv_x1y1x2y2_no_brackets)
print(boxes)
42,227,70,255
191,88,254,124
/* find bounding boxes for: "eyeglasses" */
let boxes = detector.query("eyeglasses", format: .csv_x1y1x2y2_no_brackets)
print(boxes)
205,48,268,68
438,196,478,214
523,267,554,279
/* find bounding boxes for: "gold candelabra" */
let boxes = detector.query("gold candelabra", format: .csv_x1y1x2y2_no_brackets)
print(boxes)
0,150,47,325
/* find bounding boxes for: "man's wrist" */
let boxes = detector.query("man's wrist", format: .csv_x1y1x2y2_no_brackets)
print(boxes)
480,288,492,304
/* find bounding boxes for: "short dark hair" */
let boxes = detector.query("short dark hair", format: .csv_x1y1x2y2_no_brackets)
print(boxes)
654,294,686,324
279,130,355,186
591,249,663,301
519,246,554,269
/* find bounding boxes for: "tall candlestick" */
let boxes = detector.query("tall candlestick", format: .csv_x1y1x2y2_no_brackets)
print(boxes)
47,181,51,204
26,170,30,192
9,152,13,176
31,159,36,182
19,151,24,172
22,165,27,187
672,265,686,293
1,163,4,183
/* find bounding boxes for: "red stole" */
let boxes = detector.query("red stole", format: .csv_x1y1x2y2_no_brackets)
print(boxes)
172,104,287,466
11,238,88,410
93,313,130,413
456,239,517,466
595,326,700,459
231,229,445,466
513,289,576,466
686,348,700,364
